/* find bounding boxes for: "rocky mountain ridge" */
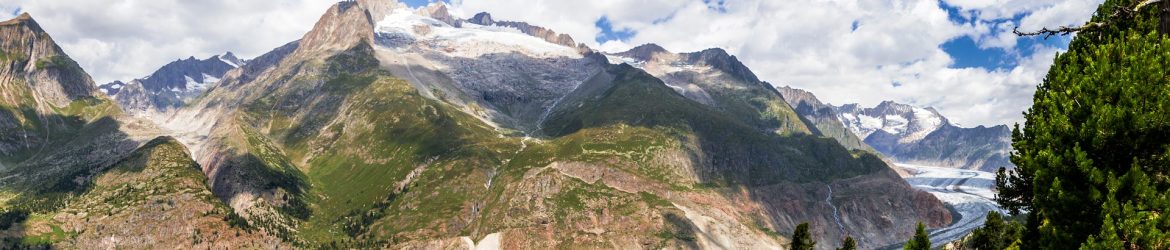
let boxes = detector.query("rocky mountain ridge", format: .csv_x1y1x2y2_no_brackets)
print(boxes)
1,13,231,248
4,2,953,249
832,101,1013,172
776,86,873,152
776,84,1013,172
159,2,949,248
99,53,245,114
0,12,111,163
0,13,98,108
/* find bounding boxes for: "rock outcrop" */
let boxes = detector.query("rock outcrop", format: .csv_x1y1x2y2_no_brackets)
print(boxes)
0,13,107,161
0,13,97,108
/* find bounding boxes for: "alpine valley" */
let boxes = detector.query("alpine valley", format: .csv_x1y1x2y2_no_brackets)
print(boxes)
0,1,1015,249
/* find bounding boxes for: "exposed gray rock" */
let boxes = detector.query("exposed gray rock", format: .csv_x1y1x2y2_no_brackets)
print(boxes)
614,43,667,61
0,13,104,162
100,53,243,114
0,13,98,108
777,86,872,151
833,100,1014,171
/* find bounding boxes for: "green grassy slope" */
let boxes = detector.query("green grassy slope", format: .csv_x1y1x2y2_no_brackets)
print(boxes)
541,64,886,185
2,137,275,248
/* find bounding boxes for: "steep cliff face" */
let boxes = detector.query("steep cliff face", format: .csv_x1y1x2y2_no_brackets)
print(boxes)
297,1,377,56
0,13,114,164
0,13,97,109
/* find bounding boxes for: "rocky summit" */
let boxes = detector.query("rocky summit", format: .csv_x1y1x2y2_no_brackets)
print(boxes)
99,52,246,115
0,1,986,249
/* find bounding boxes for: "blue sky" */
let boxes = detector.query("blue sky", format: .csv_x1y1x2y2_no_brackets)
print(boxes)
935,2,1073,71
401,0,438,8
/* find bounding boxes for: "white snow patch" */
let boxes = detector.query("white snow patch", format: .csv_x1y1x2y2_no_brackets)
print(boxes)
842,114,884,138
219,56,240,68
899,107,944,143
183,76,197,90
375,9,580,59
840,113,856,122
199,73,220,89
858,114,883,132
181,74,219,92
603,54,644,68
881,114,909,134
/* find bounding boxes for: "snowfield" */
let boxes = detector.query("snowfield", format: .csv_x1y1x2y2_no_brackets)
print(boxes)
375,9,581,59
899,163,1006,247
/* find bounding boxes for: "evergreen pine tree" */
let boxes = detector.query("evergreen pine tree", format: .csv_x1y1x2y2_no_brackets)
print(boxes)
837,236,857,250
791,222,816,250
903,222,930,250
965,211,1022,250
995,0,1170,248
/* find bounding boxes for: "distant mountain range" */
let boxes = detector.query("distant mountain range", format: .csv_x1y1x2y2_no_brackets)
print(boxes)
779,87,1013,172
98,53,246,114
0,1,1023,249
833,101,1013,172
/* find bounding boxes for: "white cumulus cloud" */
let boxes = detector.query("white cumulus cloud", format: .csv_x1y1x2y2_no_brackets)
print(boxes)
450,0,1102,126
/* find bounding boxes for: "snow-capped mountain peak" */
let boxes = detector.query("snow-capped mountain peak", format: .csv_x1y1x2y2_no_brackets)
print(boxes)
97,52,248,113
835,101,949,143
218,51,245,67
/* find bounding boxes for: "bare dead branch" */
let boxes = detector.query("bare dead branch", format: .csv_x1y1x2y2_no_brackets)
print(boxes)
1014,0,1162,38
1012,22,1110,39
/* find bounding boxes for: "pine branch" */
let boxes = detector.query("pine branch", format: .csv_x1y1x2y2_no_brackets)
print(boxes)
1014,0,1162,38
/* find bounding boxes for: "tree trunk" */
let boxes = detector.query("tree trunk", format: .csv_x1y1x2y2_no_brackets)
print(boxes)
1161,0,1170,35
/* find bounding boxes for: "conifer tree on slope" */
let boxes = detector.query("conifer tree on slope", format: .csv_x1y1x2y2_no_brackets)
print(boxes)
791,222,816,250
965,211,1022,250
903,222,930,250
996,0,1170,248
837,236,857,250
